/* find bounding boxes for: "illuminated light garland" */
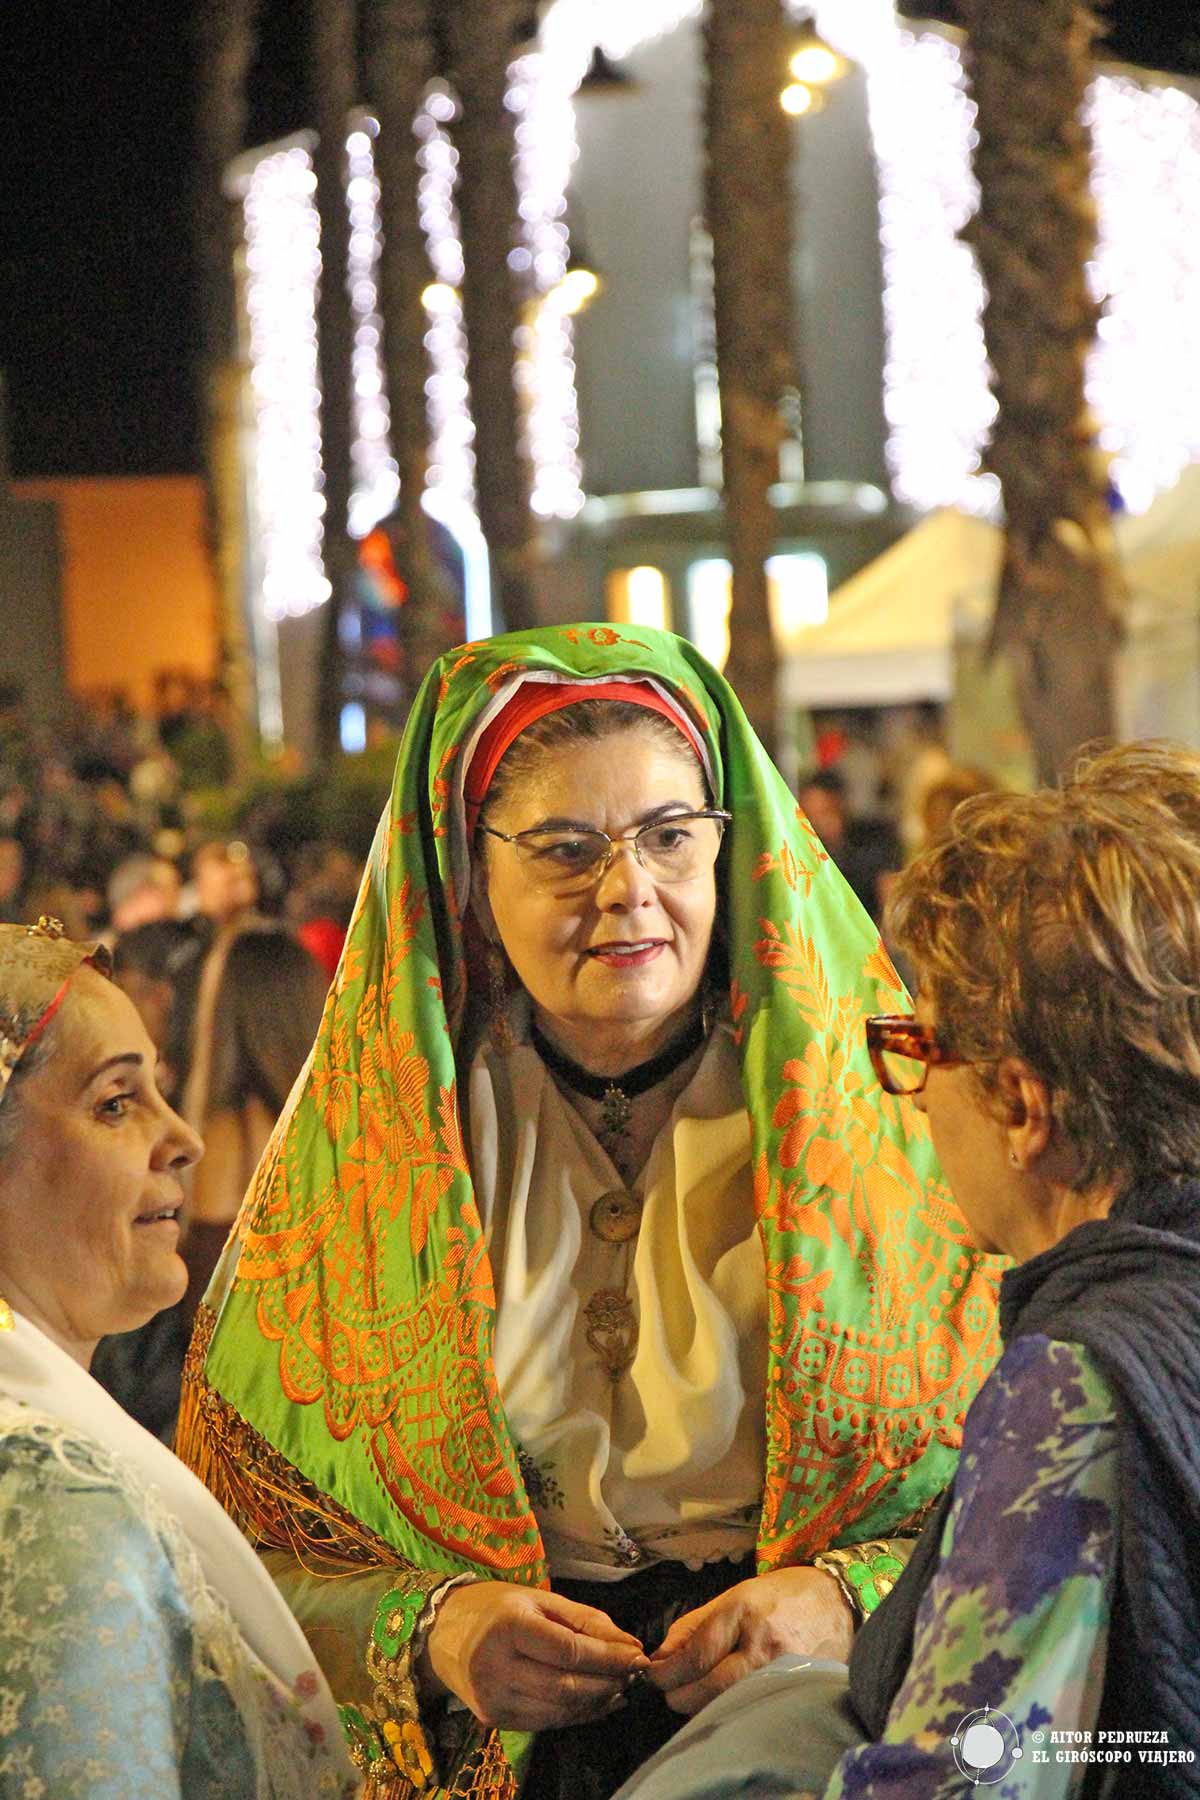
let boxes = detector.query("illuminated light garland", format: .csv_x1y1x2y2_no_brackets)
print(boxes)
240,143,331,621
811,2,1200,516
237,2,1199,641
807,8,997,515
507,0,704,519
414,90,476,511
345,120,401,538
237,99,479,639
1084,75,1200,512
507,33,587,521
236,0,709,621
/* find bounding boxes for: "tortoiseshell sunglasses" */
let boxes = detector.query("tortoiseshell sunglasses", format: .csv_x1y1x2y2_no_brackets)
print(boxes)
865,1014,965,1096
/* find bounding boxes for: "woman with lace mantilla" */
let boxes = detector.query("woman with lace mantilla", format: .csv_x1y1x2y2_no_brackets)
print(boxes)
0,919,355,1799
180,626,1001,1800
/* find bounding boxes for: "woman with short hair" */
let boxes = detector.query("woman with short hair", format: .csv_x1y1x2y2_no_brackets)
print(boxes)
621,739,1200,1799
180,625,1000,1800
0,919,357,1799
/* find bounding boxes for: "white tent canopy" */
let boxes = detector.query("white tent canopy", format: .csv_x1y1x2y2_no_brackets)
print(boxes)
781,467,1200,734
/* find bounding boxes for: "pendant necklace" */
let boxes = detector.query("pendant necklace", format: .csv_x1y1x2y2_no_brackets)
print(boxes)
530,1013,706,1158
533,1016,706,1382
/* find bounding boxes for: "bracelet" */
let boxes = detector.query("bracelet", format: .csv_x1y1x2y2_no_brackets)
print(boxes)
341,1570,474,1791
810,1540,906,1624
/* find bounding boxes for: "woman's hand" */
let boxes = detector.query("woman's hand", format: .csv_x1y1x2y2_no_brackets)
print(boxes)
646,1567,854,1717
423,1581,649,1730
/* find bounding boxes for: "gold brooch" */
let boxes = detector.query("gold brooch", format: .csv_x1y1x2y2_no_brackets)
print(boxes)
584,1288,637,1382
28,916,67,940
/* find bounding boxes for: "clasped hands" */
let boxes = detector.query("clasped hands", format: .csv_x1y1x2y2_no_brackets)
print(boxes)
423,1565,854,1732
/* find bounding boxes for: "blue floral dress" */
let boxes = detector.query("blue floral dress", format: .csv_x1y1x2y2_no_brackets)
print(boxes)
0,1414,356,1799
825,1334,1119,1797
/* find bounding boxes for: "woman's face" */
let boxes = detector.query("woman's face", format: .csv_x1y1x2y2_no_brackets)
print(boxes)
0,966,202,1357
476,728,718,1064
911,995,1013,1254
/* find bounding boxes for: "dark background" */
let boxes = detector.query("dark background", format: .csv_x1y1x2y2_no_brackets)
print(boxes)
2,0,307,479
2,1,1196,481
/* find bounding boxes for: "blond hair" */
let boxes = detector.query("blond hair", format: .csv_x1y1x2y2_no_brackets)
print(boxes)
887,741,1200,1189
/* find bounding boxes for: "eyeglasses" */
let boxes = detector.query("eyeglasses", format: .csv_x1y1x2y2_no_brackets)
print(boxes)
478,809,732,895
865,1013,965,1095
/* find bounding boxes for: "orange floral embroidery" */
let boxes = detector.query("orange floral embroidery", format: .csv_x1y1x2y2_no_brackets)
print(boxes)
753,1152,833,1245
752,843,812,898
729,977,750,1046
774,1040,879,1192
428,745,461,839
863,941,905,1003
795,806,829,863
483,657,529,694
311,1011,358,1142
336,943,365,994
755,919,833,1035
438,652,478,704
386,878,426,967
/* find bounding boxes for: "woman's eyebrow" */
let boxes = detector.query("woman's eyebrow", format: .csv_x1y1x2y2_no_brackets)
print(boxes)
637,801,704,825
520,802,701,833
521,814,600,833
82,1051,144,1090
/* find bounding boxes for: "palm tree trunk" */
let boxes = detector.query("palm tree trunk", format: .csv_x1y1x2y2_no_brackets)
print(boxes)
310,0,360,765
961,0,1124,781
445,0,536,632
703,0,794,755
364,0,457,695
192,0,265,765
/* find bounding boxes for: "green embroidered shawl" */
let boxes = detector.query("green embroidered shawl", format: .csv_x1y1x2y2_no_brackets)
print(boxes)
185,621,999,1588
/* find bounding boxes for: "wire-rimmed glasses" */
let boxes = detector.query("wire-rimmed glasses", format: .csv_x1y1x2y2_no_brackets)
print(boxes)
866,1013,965,1095
478,809,732,896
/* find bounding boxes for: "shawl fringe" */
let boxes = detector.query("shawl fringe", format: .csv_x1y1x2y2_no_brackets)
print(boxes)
180,1307,518,1800
178,1304,407,1571
361,1730,518,1800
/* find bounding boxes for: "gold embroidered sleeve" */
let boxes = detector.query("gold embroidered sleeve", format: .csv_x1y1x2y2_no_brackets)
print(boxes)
260,1549,473,1790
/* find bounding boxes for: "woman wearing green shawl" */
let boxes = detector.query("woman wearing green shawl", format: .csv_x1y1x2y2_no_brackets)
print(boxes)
179,625,1000,1800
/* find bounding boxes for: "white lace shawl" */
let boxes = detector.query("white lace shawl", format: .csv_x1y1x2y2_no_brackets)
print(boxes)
0,1312,357,1797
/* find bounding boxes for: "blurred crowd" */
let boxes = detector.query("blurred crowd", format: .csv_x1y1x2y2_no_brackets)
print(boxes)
797,704,1001,933
0,671,363,951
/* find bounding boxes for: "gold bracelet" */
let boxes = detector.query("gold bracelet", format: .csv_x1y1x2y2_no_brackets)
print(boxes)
810,1540,906,1623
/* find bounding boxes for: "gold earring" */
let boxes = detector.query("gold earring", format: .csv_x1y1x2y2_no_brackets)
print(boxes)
0,1298,14,1333
486,941,514,1054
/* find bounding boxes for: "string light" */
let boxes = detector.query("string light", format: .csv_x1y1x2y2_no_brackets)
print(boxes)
809,2,1200,516
239,142,330,621
508,0,703,519
345,121,401,539
235,1,707,603
236,0,1200,657
1085,75,1200,512
236,108,476,626
414,90,476,512
780,82,817,116
789,44,843,86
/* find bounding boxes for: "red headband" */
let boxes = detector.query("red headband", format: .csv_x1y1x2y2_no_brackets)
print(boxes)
463,679,707,835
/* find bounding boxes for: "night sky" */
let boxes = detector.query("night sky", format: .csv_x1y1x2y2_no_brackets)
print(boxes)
3,1,1196,482
2,0,308,480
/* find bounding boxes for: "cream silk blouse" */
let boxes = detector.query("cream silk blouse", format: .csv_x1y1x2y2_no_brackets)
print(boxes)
468,1023,768,1582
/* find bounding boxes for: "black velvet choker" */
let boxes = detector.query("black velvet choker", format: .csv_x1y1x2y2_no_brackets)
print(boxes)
530,1014,706,1103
